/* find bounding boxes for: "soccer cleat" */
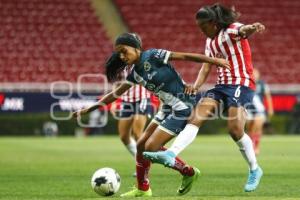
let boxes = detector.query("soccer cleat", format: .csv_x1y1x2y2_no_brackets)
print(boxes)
244,166,263,192
120,186,152,197
177,167,200,196
143,150,176,167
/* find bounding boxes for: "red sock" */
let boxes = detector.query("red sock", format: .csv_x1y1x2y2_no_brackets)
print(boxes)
136,154,151,191
250,133,261,154
160,146,194,176
254,134,261,149
249,133,256,148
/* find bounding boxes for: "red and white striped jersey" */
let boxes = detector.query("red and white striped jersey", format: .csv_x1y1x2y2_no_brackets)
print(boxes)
121,84,151,102
121,66,151,102
205,22,256,90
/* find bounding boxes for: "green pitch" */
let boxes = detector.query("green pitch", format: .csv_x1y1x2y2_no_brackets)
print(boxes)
0,135,299,200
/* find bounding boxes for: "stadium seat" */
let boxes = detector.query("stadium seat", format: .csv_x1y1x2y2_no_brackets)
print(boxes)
113,0,300,84
1,0,112,83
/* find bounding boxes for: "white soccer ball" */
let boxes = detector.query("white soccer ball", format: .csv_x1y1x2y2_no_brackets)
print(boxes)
91,168,121,196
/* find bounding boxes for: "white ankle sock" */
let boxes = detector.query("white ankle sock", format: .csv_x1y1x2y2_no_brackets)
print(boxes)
125,138,137,157
168,124,199,156
236,133,258,170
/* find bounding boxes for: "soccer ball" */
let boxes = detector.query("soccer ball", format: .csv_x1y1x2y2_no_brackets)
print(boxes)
91,168,121,196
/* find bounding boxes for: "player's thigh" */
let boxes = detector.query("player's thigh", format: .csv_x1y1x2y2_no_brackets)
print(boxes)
145,107,192,151
132,114,148,140
144,128,174,152
227,85,255,135
118,118,133,143
189,97,219,127
136,121,159,152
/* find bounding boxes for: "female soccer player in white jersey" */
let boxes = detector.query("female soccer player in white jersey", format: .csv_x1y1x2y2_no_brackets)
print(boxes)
143,3,265,192
247,68,274,155
73,33,229,197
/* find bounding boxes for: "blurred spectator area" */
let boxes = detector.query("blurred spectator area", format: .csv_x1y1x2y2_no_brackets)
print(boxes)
0,0,299,92
0,0,112,83
114,0,300,85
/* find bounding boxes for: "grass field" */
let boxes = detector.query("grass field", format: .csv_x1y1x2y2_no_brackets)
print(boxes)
0,135,300,200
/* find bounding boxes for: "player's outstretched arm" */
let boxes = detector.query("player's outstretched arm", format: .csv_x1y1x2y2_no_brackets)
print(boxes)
184,63,212,95
169,52,230,69
238,22,265,38
184,63,211,95
194,63,212,90
72,82,132,118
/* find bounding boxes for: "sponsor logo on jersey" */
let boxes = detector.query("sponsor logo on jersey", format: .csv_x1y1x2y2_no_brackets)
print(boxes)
147,71,157,80
146,83,156,91
144,61,151,71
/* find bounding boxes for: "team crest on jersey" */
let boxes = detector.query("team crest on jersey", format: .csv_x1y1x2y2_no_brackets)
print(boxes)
144,61,151,71
146,83,156,91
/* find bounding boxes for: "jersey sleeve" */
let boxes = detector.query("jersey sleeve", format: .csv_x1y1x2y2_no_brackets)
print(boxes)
227,22,244,40
151,49,171,64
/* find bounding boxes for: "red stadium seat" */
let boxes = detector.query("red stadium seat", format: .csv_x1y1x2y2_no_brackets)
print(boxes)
1,0,112,83
114,0,300,84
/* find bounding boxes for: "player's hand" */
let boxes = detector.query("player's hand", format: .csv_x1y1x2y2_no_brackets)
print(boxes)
252,22,265,33
110,102,117,117
184,84,198,95
72,108,89,118
216,58,230,70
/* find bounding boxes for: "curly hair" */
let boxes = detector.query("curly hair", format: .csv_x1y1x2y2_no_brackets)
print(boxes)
196,3,240,29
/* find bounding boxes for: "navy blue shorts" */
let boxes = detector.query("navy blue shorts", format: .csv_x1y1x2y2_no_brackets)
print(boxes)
203,84,254,110
152,104,192,136
118,98,153,118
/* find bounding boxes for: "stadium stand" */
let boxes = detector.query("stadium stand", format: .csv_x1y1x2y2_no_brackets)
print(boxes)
1,0,299,87
114,0,300,84
0,0,112,83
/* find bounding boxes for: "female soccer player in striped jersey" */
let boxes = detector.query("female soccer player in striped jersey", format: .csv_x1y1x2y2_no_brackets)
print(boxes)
73,33,229,197
144,3,265,192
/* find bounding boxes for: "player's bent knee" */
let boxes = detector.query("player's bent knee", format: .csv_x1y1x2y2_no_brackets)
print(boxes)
228,125,244,141
136,138,146,152
189,118,204,128
144,140,160,152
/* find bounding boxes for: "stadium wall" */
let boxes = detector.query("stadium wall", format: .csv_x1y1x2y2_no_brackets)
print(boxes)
0,90,299,135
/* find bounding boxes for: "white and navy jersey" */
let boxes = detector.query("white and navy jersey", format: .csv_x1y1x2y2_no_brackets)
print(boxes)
121,66,151,102
126,49,196,111
205,22,255,90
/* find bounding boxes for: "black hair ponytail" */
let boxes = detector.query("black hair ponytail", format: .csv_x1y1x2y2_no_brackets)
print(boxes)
196,3,239,29
105,52,126,82
106,33,142,82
